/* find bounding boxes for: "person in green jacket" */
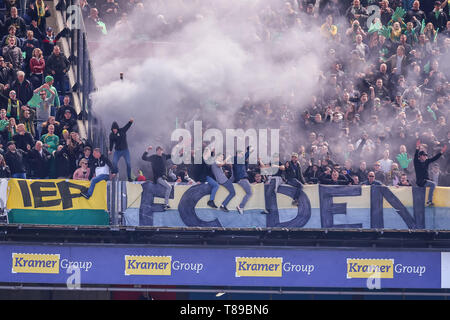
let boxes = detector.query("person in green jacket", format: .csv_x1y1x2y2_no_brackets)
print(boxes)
40,123,59,178
396,144,412,173
40,123,59,153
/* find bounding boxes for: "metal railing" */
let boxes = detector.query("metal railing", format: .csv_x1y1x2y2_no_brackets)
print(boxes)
60,0,107,154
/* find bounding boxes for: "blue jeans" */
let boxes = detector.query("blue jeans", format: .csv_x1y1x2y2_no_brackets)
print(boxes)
113,149,131,179
424,180,436,203
237,178,252,208
36,120,44,139
87,174,109,198
12,173,26,179
206,176,219,201
220,179,236,206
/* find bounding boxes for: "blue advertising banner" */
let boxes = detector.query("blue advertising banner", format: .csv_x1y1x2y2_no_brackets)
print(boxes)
0,244,444,289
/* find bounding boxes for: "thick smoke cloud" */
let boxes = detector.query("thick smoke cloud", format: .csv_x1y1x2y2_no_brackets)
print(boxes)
89,0,345,177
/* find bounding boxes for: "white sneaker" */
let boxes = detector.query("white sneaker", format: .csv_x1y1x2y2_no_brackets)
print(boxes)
236,206,243,215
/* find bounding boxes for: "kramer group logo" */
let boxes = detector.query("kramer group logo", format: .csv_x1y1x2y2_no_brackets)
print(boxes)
12,253,60,274
347,258,394,279
235,257,283,278
124,255,172,276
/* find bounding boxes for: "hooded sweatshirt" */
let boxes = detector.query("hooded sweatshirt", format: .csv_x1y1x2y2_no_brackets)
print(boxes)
109,120,132,152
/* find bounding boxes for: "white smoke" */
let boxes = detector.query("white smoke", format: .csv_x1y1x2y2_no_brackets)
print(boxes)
89,0,331,176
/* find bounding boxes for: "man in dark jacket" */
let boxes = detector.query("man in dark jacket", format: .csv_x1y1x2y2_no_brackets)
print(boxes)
59,109,78,133
12,123,34,152
4,7,27,38
427,1,448,31
322,169,350,185
2,36,23,72
0,57,14,85
109,118,133,181
414,140,447,206
55,95,77,122
45,46,70,94
285,152,306,206
28,140,51,178
4,141,29,178
361,171,384,185
406,1,426,23
53,144,73,178
11,71,34,108
142,145,172,209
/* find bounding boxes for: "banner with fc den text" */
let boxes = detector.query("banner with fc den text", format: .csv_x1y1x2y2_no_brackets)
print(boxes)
7,179,108,225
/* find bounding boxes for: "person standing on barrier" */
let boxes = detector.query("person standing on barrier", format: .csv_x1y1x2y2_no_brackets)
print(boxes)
141,146,172,210
233,146,253,214
202,147,219,209
80,148,117,199
109,118,133,182
285,152,306,206
211,153,235,212
259,154,285,215
414,140,447,206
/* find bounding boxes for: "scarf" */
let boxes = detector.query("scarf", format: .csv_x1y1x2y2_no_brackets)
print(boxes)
8,125,16,141
24,119,33,133
7,98,19,120
36,0,46,26
390,27,402,41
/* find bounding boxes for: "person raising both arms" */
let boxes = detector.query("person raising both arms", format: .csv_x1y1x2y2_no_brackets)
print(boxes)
414,140,447,207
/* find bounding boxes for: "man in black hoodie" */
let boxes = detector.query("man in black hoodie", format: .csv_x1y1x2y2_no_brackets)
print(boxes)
109,118,133,181
414,140,447,206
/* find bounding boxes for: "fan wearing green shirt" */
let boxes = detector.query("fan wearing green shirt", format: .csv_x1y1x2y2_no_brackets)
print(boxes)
40,123,59,154
27,75,60,113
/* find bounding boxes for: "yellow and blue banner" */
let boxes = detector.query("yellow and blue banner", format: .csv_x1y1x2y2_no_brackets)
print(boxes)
7,179,108,225
124,182,450,230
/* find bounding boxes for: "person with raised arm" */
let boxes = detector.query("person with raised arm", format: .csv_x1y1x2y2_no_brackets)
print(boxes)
414,140,447,206
141,145,172,210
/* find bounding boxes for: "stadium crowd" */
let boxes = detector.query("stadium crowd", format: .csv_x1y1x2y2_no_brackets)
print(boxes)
91,3,448,175
84,0,449,210
0,0,84,180
0,0,448,210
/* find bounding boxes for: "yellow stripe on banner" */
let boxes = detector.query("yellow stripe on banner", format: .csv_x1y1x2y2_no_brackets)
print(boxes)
432,187,450,208
7,179,107,211
126,183,450,209
126,183,143,208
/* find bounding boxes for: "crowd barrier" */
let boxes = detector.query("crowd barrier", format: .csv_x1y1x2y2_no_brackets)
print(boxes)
2,179,449,230
3,178,108,225
123,182,450,230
